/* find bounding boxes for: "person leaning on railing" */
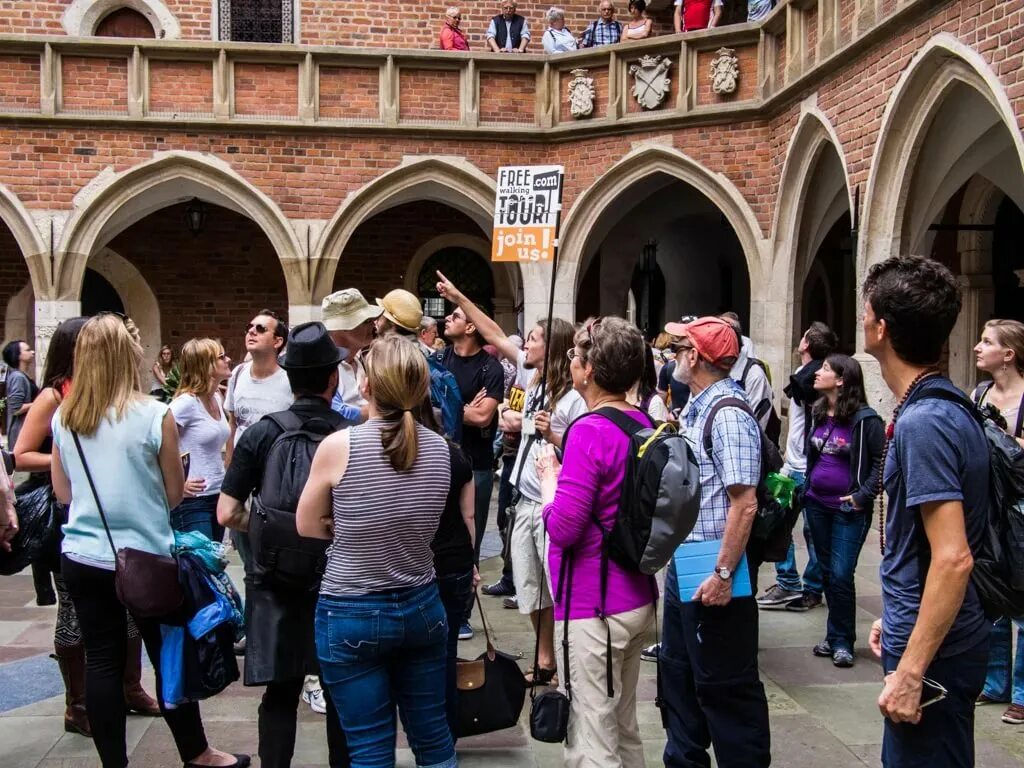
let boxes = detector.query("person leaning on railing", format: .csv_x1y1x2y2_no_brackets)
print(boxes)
440,6,470,50
542,7,578,53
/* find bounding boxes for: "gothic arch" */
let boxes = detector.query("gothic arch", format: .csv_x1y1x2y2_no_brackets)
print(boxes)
557,145,766,294
4,283,34,353
57,151,304,303
860,34,1024,275
62,0,180,38
0,183,49,296
87,248,161,372
312,157,498,300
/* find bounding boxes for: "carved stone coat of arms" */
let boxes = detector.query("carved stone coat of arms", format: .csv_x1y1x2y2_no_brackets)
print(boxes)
629,55,672,111
567,68,596,119
710,47,740,95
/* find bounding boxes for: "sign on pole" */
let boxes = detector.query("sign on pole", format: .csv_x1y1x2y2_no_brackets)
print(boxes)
491,165,565,262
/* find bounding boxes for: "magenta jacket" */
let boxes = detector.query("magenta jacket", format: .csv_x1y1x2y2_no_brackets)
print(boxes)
543,409,658,621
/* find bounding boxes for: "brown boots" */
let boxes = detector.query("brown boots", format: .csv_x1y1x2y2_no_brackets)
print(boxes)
53,643,91,737
123,635,161,716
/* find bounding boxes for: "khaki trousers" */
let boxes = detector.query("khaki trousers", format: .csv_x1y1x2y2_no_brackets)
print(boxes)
555,603,655,768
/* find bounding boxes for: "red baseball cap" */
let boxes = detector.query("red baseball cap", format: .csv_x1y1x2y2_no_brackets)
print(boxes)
664,316,738,370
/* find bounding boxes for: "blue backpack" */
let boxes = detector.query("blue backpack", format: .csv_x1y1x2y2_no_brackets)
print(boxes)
427,350,464,442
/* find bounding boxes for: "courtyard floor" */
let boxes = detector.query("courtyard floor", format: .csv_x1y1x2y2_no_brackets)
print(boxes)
1,508,1022,767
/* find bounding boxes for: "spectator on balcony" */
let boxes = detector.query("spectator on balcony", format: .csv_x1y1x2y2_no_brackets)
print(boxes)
623,0,653,39
542,7,578,53
747,0,775,22
674,0,722,32
486,1,530,53
440,7,469,50
579,0,622,47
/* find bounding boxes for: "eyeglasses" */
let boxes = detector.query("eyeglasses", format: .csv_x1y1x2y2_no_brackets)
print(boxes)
566,348,583,361
919,676,949,708
218,352,230,361
247,323,270,335
670,342,695,354
96,310,128,324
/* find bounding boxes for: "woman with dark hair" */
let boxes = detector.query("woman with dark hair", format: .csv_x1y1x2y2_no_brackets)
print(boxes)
3,338,37,450
152,344,174,400
803,353,884,667
624,0,652,38
13,316,161,737
628,344,669,422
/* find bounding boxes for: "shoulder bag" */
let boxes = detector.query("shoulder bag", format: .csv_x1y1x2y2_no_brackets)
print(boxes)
529,549,572,743
71,431,183,618
455,589,527,737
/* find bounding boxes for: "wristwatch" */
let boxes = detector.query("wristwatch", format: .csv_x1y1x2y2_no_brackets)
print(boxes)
714,565,732,581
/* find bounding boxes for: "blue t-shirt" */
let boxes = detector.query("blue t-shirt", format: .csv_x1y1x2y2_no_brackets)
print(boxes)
880,377,990,658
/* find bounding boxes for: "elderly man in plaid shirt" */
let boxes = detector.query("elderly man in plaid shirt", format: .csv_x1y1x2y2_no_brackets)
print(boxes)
658,316,771,768
579,0,622,47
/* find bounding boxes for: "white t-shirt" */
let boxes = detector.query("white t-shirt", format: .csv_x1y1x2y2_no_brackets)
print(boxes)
511,351,588,503
782,363,808,476
170,393,230,495
224,362,293,446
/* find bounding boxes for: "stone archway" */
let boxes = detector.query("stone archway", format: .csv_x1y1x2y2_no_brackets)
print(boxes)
87,247,161,375
56,151,304,305
312,156,499,304
0,183,48,297
62,0,180,38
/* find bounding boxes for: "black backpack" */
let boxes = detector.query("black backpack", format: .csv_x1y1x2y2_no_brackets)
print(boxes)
249,410,339,590
739,358,782,447
913,387,1024,619
701,397,791,564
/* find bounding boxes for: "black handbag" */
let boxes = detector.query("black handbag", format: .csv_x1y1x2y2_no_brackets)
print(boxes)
0,481,60,576
455,590,527,737
72,432,184,618
529,551,573,743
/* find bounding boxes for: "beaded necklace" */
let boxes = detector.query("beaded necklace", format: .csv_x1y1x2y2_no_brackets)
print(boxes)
876,368,941,554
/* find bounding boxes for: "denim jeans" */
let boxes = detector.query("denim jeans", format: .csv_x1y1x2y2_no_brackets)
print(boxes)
982,617,1024,706
471,469,495,566
773,473,823,595
436,569,474,741
495,456,516,588
316,582,455,768
170,494,224,544
803,499,871,651
882,637,988,767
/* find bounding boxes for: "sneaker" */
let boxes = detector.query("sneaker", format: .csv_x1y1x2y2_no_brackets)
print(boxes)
1002,703,1024,724
502,596,518,610
641,643,660,662
812,640,833,658
977,692,1009,706
756,584,802,609
458,622,474,641
784,593,824,612
832,648,855,668
481,580,516,597
302,678,327,715
233,636,246,657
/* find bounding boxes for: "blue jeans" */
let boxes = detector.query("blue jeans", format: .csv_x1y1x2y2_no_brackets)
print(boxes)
316,582,455,768
437,569,473,741
773,472,823,595
471,469,495,565
803,499,870,651
982,617,1024,706
882,637,988,767
170,494,223,543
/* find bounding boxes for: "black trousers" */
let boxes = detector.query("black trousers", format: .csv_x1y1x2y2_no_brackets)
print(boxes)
259,677,349,768
495,455,516,587
61,556,209,768
659,578,771,768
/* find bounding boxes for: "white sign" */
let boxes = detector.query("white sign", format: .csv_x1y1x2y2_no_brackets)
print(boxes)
492,165,564,262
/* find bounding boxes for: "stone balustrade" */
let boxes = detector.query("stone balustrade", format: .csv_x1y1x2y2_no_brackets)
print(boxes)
0,0,933,135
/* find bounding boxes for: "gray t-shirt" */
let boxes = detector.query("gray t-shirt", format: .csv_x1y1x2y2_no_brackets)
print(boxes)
224,362,293,446
170,393,230,496
5,369,32,450
881,377,990,658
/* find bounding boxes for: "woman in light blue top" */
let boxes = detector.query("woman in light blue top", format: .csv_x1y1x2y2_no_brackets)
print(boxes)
52,314,249,768
542,7,578,53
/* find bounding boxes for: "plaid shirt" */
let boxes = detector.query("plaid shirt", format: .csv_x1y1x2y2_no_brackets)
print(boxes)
580,18,622,47
684,377,762,542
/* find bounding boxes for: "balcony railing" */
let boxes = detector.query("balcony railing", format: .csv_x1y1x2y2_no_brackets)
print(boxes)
0,0,937,137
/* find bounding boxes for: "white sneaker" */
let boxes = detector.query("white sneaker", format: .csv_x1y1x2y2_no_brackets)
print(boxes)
302,677,327,715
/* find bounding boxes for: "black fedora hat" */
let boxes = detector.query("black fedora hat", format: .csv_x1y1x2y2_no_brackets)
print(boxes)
279,321,348,370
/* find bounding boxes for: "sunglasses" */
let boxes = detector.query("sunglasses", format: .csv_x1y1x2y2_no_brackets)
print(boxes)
247,323,271,335
218,352,230,361
566,348,583,361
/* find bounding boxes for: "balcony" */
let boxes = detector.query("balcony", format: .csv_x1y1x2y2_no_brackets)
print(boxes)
0,0,936,137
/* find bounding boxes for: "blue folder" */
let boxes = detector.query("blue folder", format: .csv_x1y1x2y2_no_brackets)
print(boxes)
673,539,753,601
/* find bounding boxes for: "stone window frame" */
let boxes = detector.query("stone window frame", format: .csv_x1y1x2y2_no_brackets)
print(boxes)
62,0,181,39
212,0,302,44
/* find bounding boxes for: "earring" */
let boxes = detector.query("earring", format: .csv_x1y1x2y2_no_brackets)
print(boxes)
583,378,588,386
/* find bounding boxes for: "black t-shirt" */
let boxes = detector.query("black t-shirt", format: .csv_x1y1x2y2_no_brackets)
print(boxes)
431,441,475,576
658,360,690,412
441,347,505,470
221,396,345,501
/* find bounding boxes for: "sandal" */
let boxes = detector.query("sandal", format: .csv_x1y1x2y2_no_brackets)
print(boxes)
524,666,558,687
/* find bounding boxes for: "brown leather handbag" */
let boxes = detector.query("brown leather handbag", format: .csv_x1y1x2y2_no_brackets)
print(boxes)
71,432,183,618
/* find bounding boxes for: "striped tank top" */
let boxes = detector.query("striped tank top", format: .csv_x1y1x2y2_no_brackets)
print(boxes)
320,419,451,596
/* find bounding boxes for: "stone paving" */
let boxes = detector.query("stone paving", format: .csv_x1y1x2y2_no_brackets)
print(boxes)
1,516,1022,767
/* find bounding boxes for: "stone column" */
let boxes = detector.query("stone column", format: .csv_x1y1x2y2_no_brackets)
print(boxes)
520,261,574,329
948,273,992,392
288,304,321,328
35,300,81,381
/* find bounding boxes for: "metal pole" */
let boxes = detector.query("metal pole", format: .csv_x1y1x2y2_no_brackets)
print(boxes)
537,171,566,403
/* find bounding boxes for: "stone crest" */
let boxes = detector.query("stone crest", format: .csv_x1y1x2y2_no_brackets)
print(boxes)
629,55,672,110
567,68,596,119
710,47,740,95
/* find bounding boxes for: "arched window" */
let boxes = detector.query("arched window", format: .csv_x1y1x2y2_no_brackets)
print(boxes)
417,248,494,319
94,7,156,37
218,0,294,43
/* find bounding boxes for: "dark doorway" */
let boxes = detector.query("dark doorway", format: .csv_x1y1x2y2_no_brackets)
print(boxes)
95,8,156,38
418,248,494,319
81,269,125,317
992,196,1024,322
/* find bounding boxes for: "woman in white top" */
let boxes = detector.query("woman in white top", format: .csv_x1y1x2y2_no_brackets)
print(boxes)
542,6,577,53
624,0,653,39
170,338,231,542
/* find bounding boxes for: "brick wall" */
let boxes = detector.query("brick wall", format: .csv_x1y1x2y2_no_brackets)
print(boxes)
149,60,214,116
0,1,211,37
0,56,41,112
60,56,128,114
105,202,288,362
